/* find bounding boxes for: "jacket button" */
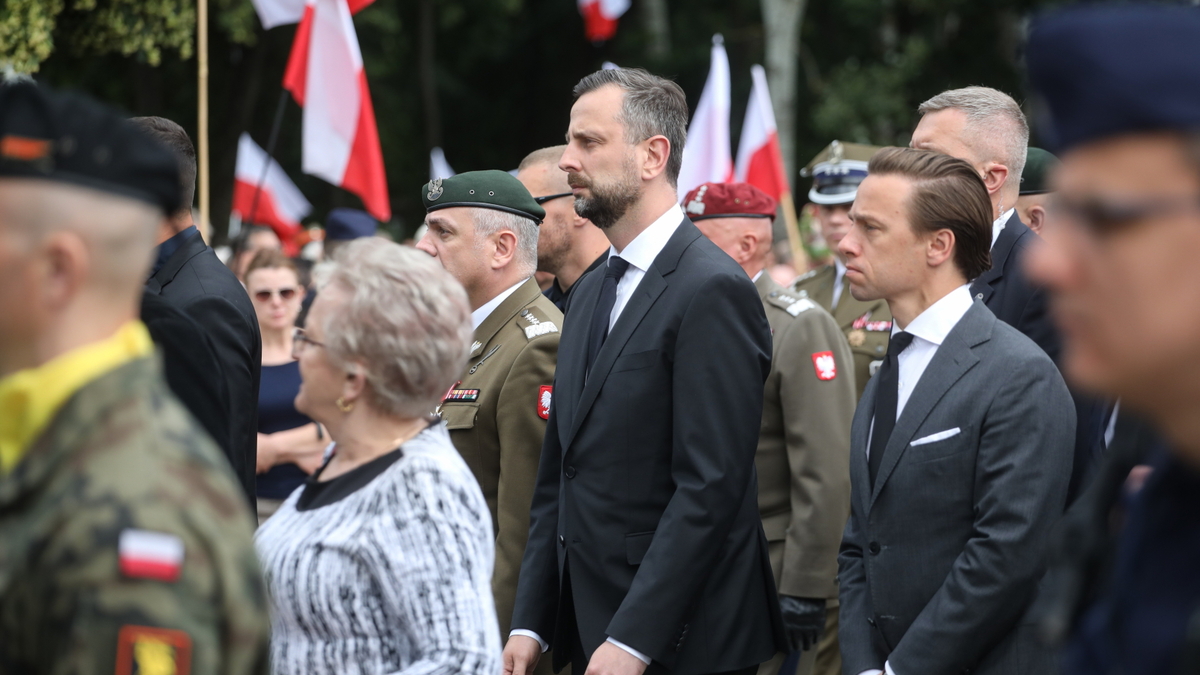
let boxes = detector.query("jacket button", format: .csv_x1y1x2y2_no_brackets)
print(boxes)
558,535,565,547
564,466,576,479
867,617,876,627
868,542,881,555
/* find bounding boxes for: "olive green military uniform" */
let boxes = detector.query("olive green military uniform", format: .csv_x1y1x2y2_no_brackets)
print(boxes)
792,265,891,401
755,274,856,675
0,357,270,675
440,276,562,672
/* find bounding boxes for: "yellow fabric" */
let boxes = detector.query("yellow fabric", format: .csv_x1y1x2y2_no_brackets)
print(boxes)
0,321,153,473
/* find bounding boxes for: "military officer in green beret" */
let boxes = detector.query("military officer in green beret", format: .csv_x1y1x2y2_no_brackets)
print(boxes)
1015,147,1060,236
416,170,563,674
793,141,892,401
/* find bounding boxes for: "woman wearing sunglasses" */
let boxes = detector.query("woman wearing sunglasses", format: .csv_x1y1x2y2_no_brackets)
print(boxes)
245,249,327,523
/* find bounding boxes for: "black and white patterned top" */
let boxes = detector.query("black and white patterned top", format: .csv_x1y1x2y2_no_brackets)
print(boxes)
255,422,501,675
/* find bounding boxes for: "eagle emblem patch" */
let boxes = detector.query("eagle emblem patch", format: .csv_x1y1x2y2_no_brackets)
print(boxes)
812,351,837,381
538,385,553,420
428,178,443,201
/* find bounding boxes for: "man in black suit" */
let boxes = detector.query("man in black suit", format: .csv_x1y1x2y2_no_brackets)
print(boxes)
503,68,786,675
131,116,260,505
837,148,1075,675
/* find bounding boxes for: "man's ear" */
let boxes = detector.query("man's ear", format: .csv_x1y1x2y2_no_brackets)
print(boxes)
927,228,957,268
41,231,87,312
640,136,671,181
492,230,518,270
1027,204,1047,236
980,162,1010,197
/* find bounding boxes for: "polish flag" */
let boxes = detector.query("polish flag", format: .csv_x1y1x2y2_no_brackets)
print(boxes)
677,35,733,201
250,0,374,29
283,0,391,221
118,529,184,583
232,133,312,252
578,0,631,43
735,65,790,200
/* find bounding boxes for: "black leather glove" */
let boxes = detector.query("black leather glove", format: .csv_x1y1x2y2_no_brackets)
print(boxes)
779,595,826,653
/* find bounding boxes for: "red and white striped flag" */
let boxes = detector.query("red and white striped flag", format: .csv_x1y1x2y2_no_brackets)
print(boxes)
677,35,733,201
232,133,312,250
735,65,790,200
250,0,373,29
118,529,184,583
283,0,391,221
578,0,630,43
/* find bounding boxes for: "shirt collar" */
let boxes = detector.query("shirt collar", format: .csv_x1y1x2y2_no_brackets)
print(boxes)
893,284,974,347
150,225,199,279
834,257,847,283
992,208,1014,249
608,203,684,272
0,321,154,474
471,279,527,330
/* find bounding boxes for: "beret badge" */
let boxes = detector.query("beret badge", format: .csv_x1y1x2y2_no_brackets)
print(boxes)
428,178,443,201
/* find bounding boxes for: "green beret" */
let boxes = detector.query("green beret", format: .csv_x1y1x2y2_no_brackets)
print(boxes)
1019,147,1061,195
421,169,545,224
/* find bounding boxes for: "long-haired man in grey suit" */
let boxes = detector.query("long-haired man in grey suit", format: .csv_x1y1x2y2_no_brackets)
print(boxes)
836,147,1075,675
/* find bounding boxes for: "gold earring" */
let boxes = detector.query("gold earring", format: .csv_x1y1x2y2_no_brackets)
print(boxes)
336,397,355,413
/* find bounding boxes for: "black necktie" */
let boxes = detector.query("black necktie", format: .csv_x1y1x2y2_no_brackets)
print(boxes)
586,256,630,373
869,331,915,487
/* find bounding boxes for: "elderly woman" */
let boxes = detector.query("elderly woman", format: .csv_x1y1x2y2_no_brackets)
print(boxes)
254,238,500,675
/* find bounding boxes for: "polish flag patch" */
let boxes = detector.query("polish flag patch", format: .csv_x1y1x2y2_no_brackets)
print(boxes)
812,351,837,381
538,385,553,420
119,529,184,582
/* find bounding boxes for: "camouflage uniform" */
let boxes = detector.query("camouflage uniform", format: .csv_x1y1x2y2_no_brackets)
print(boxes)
0,356,270,675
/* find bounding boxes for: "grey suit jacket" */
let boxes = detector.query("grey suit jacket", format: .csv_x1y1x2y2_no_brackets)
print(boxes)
838,301,1074,675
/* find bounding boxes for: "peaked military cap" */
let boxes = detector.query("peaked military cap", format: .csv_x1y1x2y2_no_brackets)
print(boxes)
0,81,182,214
421,170,545,224
325,207,377,241
1019,148,1060,196
801,141,881,205
682,182,777,221
1028,4,1200,153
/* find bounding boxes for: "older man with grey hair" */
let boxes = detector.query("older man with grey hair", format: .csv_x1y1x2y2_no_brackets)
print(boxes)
415,169,563,673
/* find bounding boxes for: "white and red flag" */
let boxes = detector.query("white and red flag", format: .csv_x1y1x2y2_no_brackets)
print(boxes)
578,0,630,43
232,133,312,250
250,0,374,29
735,65,790,200
118,529,184,583
283,0,391,221
676,35,733,202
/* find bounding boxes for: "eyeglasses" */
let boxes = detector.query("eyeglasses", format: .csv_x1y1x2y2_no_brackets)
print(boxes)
292,328,326,358
1049,194,1200,236
534,192,573,205
253,287,298,302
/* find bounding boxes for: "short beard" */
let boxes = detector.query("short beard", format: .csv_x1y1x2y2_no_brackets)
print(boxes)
569,156,640,230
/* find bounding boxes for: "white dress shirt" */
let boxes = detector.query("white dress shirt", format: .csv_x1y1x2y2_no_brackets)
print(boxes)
992,208,1014,249
859,284,974,675
831,258,848,310
509,205,685,667
471,279,526,330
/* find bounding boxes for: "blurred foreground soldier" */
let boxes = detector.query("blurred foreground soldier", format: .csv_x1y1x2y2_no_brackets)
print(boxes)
1025,6,1200,673
838,148,1074,675
416,170,562,668
518,145,610,313
0,83,269,674
793,141,891,401
322,207,376,260
1016,148,1060,236
133,115,261,505
504,68,785,675
686,181,855,675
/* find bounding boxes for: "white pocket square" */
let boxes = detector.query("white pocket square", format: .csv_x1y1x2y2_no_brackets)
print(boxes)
911,427,961,446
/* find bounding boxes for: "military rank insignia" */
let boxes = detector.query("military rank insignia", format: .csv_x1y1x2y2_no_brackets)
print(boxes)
812,351,838,381
538,385,553,420
520,309,559,339
118,529,184,582
444,388,480,402
115,625,191,675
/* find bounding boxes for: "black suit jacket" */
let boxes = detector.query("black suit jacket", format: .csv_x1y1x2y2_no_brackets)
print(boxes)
147,232,261,504
971,213,1059,363
511,217,787,674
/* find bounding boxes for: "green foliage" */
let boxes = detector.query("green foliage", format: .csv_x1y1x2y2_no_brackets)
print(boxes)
215,0,260,47
0,0,65,74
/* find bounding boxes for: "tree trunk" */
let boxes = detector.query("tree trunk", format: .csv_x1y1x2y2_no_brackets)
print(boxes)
418,0,442,150
760,0,808,187
640,0,671,61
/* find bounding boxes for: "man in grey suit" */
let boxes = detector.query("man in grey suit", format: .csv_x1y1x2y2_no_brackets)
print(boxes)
836,147,1075,675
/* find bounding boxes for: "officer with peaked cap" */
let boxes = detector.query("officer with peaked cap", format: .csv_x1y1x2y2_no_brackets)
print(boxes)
1023,5,1200,674
0,83,270,674
793,141,892,401
1015,147,1060,236
415,170,564,674
685,181,855,675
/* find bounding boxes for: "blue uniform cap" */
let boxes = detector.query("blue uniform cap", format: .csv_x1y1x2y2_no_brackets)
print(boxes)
325,208,377,241
1027,4,1200,153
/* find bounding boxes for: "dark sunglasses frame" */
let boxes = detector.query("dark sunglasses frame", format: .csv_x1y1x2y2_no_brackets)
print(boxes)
534,192,574,205
253,287,298,302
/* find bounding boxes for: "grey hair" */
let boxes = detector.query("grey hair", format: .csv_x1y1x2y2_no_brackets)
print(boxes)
471,207,538,278
573,68,689,186
918,86,1030,197
315,237,473,418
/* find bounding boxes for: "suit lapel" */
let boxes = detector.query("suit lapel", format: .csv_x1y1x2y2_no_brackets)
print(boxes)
970,212,1028,304
556,268,601,447
851,374,880,516
869,303,992,509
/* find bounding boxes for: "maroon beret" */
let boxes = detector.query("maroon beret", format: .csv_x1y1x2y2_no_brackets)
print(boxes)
682,182,777,221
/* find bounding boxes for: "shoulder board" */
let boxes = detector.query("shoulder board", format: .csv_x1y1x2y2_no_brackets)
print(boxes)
517,308,560,341
794,268,821,283
766,291,816,317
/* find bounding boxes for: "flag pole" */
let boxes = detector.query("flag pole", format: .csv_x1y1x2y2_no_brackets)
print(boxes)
779,191,809,272
197,0,210,240
247,89,290,228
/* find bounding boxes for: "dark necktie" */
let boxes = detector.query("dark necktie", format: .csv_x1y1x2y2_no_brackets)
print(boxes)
868,331,915,487
587,256,630,373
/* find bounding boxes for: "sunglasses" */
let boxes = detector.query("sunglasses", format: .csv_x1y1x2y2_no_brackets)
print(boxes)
534,192,573,205
253,287,298,302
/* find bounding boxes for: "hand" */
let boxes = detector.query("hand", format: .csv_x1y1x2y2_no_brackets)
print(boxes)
584,642,648,675
779,595,826,652
256,433,277,474
503,635,542,675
